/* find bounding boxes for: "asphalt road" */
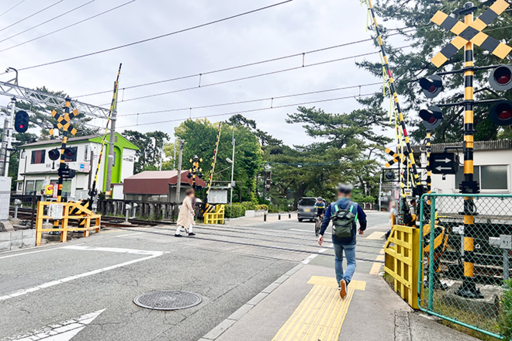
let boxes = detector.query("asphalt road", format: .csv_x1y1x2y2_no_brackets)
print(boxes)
0,211,390,341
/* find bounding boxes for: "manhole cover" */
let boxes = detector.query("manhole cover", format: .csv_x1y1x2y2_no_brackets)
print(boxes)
133,291,202,311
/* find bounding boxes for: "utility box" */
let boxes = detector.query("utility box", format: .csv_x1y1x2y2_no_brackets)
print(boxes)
0,177,11,220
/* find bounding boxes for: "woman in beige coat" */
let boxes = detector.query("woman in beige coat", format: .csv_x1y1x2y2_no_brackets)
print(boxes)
175,188,196,237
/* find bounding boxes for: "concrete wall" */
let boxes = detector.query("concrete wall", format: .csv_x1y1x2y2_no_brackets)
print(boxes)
0,177,11,220
0,229,36,251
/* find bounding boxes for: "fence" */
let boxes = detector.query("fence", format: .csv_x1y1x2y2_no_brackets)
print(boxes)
97,199,178,222
384,224,420,309
419,193,512,339
204,205,225,224
35,201,101,246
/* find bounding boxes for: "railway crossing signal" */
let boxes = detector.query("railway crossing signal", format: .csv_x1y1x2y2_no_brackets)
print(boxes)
58,164,76,179
489,65,512,91
188,155,203,190
14,110,29,133
419,75,443,99
489,100,512,126
419,106,443,130
431,153,459,174
48,149,60,161
429,0,511,68
383,169,396,182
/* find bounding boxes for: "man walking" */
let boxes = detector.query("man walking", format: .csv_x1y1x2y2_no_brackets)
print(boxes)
318,184,367,299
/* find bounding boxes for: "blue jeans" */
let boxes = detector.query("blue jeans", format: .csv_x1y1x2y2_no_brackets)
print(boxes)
333,243,356,286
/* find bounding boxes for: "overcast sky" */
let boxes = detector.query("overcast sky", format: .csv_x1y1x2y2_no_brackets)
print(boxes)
0,0,409,146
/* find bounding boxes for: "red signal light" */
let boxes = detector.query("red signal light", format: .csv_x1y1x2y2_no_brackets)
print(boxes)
490,100,512,126
489,65,512,91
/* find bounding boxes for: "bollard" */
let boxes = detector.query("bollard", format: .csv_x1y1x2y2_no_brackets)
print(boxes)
125,204,132,223
289,212,291,219
14,199,21,219
278,213,281,220
264,213,267,222
130,203,138,219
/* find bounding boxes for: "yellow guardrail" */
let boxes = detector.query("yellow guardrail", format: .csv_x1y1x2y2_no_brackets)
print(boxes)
36,201,101,246
384,224,420,309
204,204,225,224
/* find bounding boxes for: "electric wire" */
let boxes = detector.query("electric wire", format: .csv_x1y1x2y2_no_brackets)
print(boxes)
104,45,411,106
0,0,136,54
75,30,414,99
117,91,379,129
0,0,64,33
0,0,96,44
119,81,382,117
0,0,26,17
15,0,295,71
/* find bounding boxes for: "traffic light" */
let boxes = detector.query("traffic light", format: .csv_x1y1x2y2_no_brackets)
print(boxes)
489,100,512,126
63,147,77,161
419,75,443,99
48,149,60,161
14,111,29,133
419,105,443,130
489,65,512,91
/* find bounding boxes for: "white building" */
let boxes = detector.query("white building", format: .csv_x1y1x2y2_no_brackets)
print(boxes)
16,133,138,200
420,140,512,194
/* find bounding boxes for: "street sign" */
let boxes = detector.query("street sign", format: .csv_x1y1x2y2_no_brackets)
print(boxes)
431,152,459,174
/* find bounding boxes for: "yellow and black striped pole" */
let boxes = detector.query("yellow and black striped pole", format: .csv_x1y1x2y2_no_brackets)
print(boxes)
456,3,482,299
366,0,422,192
426,131,432,194
206,123,222,201
88,64,122,203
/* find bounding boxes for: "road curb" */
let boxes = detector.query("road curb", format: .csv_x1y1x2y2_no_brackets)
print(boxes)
200,262,304,341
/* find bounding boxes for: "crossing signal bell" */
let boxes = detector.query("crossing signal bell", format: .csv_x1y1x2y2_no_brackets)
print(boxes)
14,111,29,133
419,106,443,130
419,75,443,99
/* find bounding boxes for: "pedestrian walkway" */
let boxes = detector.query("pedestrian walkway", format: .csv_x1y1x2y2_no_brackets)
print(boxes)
200,231,481,341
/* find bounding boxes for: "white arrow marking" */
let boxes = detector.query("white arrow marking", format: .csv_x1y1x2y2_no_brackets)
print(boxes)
441,158,451,163
435,166,452,172
5,309,105,341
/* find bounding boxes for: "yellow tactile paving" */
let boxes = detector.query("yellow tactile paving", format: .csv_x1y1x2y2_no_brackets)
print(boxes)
272,276,366,341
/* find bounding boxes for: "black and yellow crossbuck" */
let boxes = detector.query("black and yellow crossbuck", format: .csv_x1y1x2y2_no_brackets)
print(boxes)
430,0,512,67
49,108,79,136
384,148,409,168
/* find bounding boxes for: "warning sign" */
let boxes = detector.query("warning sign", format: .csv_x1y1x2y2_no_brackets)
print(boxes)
45,184,54,196
48,204,63,219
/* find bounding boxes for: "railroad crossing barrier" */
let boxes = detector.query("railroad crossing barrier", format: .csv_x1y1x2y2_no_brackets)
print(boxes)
204,204,225,224
384,224,420,309
419,193,512,340
35,201,101,246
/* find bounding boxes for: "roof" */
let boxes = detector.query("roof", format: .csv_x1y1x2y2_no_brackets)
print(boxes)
19,133,139,151
123,170,207,195
411,139,512,154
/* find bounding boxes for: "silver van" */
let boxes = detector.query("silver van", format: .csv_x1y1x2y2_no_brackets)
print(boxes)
297,197,317,222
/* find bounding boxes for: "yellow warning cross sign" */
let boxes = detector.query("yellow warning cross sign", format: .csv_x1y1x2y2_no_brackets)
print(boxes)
430,0,512,67
49,107,79,136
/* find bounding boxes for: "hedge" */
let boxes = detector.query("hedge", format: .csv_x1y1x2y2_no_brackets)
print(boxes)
225,203,246,218
255,204,268,211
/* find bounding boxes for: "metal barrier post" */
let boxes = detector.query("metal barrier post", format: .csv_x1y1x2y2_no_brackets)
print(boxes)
278,212,281,220
428,194,436,310
264,213,267,222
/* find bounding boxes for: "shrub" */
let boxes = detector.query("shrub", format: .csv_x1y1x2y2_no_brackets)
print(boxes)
499,279,512,340
241,201,256,211
225,204,246,218
255,204,268,211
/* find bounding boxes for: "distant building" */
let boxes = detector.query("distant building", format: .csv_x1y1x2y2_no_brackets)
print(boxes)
16,133,138,199
123,170,207,202
415,140,512,194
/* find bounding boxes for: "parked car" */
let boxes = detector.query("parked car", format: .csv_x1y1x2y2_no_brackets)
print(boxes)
297,197,317,222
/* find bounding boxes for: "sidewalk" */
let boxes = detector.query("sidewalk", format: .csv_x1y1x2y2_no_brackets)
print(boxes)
200,263,480,341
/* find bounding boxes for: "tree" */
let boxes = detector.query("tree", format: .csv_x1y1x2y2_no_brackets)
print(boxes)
123,130,170,173
174,119,263,202
357,0,512,143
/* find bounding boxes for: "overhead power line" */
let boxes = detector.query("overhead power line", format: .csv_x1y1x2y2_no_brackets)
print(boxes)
117,92,378,129
0,0,64,33
119,82,383,117
0,0,137,53
75,30,413,99
0,0,97,44
0,0,26,17
16,0,294,71
104,45,411,106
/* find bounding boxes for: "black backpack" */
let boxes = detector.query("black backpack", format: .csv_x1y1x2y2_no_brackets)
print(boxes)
330,202,358,238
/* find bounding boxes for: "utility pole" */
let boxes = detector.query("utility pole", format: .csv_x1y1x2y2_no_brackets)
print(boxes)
378,172,382,211
105,67,121,196
0,98,15,177
174,139,177,170
176,140,184,204
230,125,235,206
158,141,164,171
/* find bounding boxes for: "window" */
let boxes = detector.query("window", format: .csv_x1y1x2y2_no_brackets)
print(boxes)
31,150,45,164
17,182,23,191
84,145,89,161
455,165,508,191
25,180,35,194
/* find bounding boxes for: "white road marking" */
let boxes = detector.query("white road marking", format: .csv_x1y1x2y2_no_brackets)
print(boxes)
0,247,61,260
61,245,162,256
4,309,105,341
0,251,164,302
289,229,312,233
